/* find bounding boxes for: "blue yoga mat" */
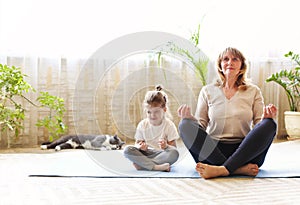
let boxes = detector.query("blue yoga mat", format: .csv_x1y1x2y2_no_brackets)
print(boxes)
29,140,300,178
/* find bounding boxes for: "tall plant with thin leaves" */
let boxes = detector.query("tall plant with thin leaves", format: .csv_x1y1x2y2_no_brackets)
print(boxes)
157,24,209,86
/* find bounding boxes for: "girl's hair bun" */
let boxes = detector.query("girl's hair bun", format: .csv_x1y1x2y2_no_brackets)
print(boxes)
155,84,163,91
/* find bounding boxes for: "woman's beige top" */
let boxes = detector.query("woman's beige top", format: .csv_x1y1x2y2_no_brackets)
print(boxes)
195,83,264,143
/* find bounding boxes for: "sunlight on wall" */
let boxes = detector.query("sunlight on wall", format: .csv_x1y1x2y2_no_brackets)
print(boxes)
200,0,300,59
1,0,299,59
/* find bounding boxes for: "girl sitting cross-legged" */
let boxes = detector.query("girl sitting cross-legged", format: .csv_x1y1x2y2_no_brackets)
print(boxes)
123,85,180,172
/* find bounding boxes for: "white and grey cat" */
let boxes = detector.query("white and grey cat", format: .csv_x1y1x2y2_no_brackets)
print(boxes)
41,134,125,151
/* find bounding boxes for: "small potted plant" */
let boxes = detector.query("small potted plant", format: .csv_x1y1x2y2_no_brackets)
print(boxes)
266,51,300,139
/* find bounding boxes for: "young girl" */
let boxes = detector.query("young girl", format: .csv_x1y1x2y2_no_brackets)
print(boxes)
123,85,180,172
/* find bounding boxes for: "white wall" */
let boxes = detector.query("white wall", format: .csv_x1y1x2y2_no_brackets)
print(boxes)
1,0,300,59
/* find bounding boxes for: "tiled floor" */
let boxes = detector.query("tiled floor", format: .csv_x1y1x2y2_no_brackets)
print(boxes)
1,145,300,205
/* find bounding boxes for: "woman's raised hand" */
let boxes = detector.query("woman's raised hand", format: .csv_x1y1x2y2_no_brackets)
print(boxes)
262,104,277,119
177,104,194,119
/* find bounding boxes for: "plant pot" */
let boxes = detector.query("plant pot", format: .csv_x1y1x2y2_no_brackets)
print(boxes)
284,111,300,139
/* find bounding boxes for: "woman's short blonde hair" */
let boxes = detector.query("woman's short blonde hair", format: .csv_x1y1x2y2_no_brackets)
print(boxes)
216,47,249,90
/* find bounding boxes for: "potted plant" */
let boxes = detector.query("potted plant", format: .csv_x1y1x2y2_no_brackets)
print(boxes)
266,51,300,139
0,63,67,148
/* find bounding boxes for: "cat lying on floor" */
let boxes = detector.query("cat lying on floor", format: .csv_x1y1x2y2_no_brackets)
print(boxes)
41,134,125,151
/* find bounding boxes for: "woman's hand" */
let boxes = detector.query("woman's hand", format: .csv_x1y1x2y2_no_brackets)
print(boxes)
177,104,195,120
262,104,277,119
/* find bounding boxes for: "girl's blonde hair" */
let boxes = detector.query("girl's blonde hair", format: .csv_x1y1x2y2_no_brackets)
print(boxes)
143,85,168,108
143,85,172,119
216,47,249,90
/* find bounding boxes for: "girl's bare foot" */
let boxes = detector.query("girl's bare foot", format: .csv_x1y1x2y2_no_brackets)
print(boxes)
133,163,145,170
196,162,230,179
233,163,259,176
153,163,170,172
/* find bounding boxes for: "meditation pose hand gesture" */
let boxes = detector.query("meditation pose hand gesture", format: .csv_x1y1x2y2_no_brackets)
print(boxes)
178,47,277,179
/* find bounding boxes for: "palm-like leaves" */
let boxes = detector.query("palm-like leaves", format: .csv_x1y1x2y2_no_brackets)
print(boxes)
266,52,300,111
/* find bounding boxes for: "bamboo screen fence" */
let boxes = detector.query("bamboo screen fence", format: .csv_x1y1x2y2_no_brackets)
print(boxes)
0,53,291,148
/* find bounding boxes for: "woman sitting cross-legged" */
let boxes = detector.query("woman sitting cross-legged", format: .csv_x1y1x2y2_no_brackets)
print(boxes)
177,47,277,179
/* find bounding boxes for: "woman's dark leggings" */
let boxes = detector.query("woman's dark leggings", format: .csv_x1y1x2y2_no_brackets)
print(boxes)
178,118,277,174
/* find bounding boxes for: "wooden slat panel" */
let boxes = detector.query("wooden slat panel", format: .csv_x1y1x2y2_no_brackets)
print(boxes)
0,55,292,148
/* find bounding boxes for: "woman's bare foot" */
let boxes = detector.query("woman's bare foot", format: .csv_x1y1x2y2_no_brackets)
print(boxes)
233,163,259,176
153,163,171,172
196,162,230,179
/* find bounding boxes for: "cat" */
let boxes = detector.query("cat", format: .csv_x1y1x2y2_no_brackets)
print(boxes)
40,134,125,151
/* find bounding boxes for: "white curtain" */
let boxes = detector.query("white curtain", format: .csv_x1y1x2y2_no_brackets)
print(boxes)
0,0,297,147
0,53,291,148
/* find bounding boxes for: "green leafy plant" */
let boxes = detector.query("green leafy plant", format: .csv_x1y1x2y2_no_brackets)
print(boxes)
0,64,35,137
157,24,209,86
0,63,67,143
36,91,67,142
266,51,300,111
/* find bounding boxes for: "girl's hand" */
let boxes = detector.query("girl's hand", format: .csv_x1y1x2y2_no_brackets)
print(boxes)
262,104,277,119
177,104,194,120
158,138,167,150
136,140,148,151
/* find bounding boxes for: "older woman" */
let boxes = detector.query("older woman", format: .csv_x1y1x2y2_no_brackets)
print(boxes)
177,47,277,179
